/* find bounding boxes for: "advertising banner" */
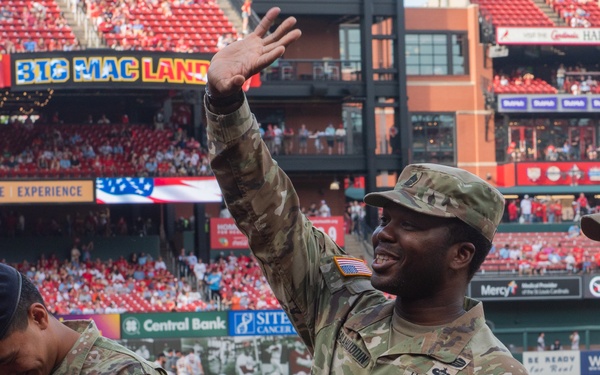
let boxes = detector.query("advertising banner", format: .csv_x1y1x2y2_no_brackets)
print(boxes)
121,312,228,339
229,310,297,336
498,94,600,113
582,350,600,375
210,217,249,249
583,275,600,299
497,27,600,45
0,180,94,203
468,277,581,301
210,217,345,249
523,350,580,375
10,51,212,91
516,162,600,186
0,54,10,88
118,336,311,375
96,176,221,204
311,217,345,247
57,313,121,340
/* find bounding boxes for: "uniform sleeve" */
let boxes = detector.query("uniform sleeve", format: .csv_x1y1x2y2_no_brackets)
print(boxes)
207,95,344,352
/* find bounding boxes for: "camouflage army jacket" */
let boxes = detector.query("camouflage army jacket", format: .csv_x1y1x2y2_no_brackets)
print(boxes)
52,320,167,375
206,97,528,375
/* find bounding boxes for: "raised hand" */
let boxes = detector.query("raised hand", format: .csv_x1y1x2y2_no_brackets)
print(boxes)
206,7,302,98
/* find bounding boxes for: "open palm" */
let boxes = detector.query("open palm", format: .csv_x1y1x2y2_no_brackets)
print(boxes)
207,7,302,97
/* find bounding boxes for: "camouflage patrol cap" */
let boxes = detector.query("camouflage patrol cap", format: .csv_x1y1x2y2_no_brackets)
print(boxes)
581,213,600,241
364,163,504,242
0,263,23,339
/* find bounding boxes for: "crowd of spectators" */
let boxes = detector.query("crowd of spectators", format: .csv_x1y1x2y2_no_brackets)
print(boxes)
0,1,77,53
0,113,212,179
555,63,600,94
2,247,280,315
505,193,596,224
493,63,600,96
80,0,232,52
179,250,280,311
485,234,599,275
0,206,165,239
549,0,598,27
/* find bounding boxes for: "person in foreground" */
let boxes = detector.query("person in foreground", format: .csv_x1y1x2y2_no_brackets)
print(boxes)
205,7,527,374
581,213,600,241
0,262,167,375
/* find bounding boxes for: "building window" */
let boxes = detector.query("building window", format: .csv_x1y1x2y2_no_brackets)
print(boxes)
411,114,456,165
405,33,468,76
340,25,361,70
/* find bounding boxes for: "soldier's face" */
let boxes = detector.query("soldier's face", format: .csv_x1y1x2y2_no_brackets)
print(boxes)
371,204,452,299
0,318,51,375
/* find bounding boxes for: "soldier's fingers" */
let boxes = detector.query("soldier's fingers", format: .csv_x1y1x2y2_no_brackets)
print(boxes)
253,7,281,38
262,29,301,54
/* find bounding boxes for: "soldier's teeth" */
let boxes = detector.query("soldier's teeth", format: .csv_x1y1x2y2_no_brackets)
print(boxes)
375,255,390,263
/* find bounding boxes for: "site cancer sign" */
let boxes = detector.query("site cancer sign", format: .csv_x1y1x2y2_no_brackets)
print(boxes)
210,216,345,249
121,312,228,339
229,310,297,336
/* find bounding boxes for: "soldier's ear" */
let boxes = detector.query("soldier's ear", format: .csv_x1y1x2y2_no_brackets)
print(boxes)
449,241,475,273
30,303,49,330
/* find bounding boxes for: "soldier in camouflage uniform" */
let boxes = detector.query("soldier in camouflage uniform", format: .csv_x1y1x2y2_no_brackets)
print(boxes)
204,7,528,374
0,263,166,375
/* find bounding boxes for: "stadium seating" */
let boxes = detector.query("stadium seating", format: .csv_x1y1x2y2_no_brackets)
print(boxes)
10,253,281,314
549,0,600,27
493,77,558,94
0,123,211,178
473,0,555,27
0,0,77,52
482,231,600,274
92,1,237,53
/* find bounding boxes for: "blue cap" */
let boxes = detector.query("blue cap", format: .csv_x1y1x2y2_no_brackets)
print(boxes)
0,263,23,339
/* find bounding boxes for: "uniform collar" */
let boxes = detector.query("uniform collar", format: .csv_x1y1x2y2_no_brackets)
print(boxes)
344,297,484,363
51,320,99,375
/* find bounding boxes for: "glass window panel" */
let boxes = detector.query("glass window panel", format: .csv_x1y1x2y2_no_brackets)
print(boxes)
406,34,419,43
420,65,434,75
434,55,447,64
419,34,433,43
411,114,456,165
433,34,447,43
421,45,433,54
433,65,448,75
407,66,420,75
421,55,433,64
434,44,448,54
406,55,419,64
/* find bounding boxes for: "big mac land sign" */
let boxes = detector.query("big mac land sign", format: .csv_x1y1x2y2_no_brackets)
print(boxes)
210,217,346,249
7,51,212,91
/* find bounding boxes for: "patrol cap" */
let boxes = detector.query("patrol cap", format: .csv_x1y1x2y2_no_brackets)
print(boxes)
581,213,600,241
0,263,23,339
364,163,504,242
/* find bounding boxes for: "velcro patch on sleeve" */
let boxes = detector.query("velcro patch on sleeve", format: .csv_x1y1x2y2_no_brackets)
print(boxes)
333,256,372,277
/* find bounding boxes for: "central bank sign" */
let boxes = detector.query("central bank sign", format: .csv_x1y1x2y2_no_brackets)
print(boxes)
469,277,581,301
121,312,227,339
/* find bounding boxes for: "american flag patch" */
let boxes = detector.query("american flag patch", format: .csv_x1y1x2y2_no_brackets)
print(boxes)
333,256,372,277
